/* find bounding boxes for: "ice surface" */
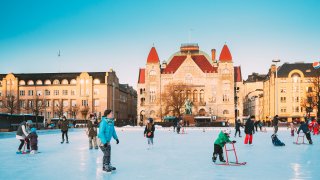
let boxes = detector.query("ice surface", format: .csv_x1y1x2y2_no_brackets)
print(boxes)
0,127,319,180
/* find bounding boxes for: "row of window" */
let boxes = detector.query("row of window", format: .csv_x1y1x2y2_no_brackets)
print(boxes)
16,99,100,108
12,79,101,86
280,97,301,103
16,89,100,97
280,107,303,113
280,87,313,93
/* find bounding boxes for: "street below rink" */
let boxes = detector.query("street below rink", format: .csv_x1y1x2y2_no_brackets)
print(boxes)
1,127,319,180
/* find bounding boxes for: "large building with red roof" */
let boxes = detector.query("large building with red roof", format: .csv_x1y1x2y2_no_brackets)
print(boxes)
137,43,243,123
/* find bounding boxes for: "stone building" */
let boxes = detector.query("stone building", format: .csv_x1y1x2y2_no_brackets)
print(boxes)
0,69,137,122
137,43,242,124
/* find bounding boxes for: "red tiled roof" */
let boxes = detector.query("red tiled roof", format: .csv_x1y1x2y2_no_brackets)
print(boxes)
147,47,160,63
138,68,145,84
219,44,232,62
162,56,187,73
192,55,217,73
234,66,242,82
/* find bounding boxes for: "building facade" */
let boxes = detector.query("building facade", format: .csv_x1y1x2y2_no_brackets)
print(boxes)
262,62,318,122
137,43,242,123
0,70,137,122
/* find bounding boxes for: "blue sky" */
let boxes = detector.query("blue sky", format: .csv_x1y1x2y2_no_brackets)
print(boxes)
0,0,319,87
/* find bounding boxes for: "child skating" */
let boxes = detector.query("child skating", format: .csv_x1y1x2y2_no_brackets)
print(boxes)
212,129,236,163
27,127,38,154
297,121,313,144
288,122,297,136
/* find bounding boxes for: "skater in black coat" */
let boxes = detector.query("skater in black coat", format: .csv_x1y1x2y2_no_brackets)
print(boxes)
297,121,313,144
244,116,255,144
144,118,155,149
234,119,242,137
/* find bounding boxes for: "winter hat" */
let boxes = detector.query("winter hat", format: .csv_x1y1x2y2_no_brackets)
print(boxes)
223,129,231,134
26,120,33,125
148,118,153,123
31,128,37,133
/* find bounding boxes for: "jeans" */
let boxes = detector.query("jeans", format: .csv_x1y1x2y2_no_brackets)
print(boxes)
274,126,278,134
89,136,98,148
213,144,224,161
147,138,153,145
235,129,241,137
18,139,30,151
61,130,68,142
100,143,111,167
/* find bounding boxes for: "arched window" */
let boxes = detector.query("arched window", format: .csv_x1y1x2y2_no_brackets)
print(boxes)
149,87,156,103
27,80,34,85
222,68,230,74
200,89,205,102
61,79,68,85
193,90,198,102
36,80,43,85
53,79,60,85
180,90,185,99
19,80,26,85
186,90,191,100
149,70,156,76
45,80,51,85
223,110,229,115
94,79,100,84
292,73,301,83
70,79,77,85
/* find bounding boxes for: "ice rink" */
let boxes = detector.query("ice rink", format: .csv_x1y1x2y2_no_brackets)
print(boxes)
0,127,319,180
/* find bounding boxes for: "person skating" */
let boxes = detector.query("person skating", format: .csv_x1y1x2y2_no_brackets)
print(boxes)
297,121,313,144
144,118,155,149
87,113,98,149
288,122,297,136
177,120,182,134
98,109,119,173
212,129,236,163
27,127,38,154
273,115,279,134
59,116,69,144
234,119,242,137
244,115,255,144
173,116,178,132
16,120,32,154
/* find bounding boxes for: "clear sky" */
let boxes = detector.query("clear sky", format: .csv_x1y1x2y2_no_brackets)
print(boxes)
1,0,319,88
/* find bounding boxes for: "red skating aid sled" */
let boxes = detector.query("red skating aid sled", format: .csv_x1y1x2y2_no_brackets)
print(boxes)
215,143,246,166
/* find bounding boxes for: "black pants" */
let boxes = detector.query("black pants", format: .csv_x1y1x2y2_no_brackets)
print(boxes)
306,132,312,142
100,143,111,167
61,130,68,142
235,129,241,137
18,139,30,151
213,144,224,161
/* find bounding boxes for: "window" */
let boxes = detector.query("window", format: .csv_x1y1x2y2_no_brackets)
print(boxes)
185,74,193,84
94,99,100,107
82,100,88,106
140,98,145,106
280,88,286,93
61,79,68,85
27,80,34,85
28,90,34,96
149,87,156,103
223,110,229,115
94,89,99,95
94,79,100,84
187,90,191,100
71,90,76,96
193,90,198,102
295,97,299,103
46,100,50,107
292,73,300,83
45,80,51,85
71,100,77,107
53,79,60,85
307,87,313,92
19,80,26,85
47,112,51,119
70,79,77,85
295,106,300,113
28,100,34,108
45,90,50,96
54,100,60,107
222,68,230,74
200,90,205,102
19,100,25,108
54,90,59,96
280,97,286,103
63,100,68,107
36,90,42,96
62,90,68,95
223,94,230,102
36,80,43,85
19,90,25,96
0,90,2,96
281,108,286,113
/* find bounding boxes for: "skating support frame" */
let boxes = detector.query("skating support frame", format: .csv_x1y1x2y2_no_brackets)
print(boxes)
215,143,246,166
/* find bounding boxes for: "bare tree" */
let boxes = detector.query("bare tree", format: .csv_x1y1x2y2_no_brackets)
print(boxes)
1,95,19,115
160,83,197,117
68,105,79,119
54,100,65,119
80,106,90,120
31,95,47,128
300,77,320,118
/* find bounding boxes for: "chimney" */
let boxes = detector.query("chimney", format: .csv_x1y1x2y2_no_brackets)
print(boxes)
211,49,216,61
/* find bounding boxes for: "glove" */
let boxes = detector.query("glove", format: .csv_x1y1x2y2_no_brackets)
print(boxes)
232,140,236,143
116,139,119,144
104,143,109,147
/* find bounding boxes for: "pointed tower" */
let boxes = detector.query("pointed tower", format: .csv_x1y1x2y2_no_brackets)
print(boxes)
144,46,161,122
219,44,232,62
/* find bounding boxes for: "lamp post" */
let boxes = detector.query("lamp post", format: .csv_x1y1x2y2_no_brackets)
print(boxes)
272,59,280,116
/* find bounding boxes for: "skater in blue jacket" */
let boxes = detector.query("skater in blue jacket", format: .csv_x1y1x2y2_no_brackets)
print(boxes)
98,109,120,172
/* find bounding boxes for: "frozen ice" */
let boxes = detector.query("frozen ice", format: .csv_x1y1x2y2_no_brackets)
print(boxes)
0,127,319,180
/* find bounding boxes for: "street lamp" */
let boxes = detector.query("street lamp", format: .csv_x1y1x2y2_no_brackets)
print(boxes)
272,59,281,116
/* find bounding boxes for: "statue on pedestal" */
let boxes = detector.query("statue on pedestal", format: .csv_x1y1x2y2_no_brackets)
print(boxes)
184,99,193,115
